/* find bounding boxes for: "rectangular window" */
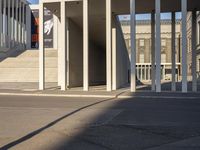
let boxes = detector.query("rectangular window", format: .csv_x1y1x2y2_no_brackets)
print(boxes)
161,39,166,47
198,21,200,44
161,54,166,63
199,59,200,71
139,39,145,47
139,54,145,63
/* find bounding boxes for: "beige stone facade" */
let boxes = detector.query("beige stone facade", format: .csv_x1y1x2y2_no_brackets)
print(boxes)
121,19,181,81
187,12,200,80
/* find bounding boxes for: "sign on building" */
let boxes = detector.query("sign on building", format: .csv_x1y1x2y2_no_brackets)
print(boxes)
31,8,54,48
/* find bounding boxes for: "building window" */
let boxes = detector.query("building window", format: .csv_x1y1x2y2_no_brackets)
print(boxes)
161,39,166,47
198,21,200,44
199,59,200,72
139,39,145,47
139,54,145,63
161,53,166,63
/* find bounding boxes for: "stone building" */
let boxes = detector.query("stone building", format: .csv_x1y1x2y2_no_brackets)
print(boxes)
121,19,181,81
187,12,200,81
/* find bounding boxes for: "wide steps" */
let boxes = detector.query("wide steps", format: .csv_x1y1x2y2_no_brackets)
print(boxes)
17,50,58,58
0,49,58,82
0,58,58,68
0,68,58,82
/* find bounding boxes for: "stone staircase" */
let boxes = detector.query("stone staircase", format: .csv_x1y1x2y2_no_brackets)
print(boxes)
0,49,58,82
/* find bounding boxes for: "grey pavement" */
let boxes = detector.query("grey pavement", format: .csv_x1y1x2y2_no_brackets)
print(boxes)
0,95,200,150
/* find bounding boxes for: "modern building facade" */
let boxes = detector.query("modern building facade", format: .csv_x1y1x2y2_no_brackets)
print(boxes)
1,0,200,93
38,0,200,93
0,0,31,51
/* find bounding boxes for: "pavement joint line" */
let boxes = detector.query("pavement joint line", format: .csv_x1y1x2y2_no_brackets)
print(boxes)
118,95,200,99
0,92,116,98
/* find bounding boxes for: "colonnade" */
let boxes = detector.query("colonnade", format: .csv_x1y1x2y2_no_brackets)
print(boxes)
39,0,198,93
131,0,198,93
0,0,31,51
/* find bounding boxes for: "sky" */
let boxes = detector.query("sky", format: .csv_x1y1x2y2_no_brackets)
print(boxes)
119,13,182,20
28,0,39,4
27,0,181,20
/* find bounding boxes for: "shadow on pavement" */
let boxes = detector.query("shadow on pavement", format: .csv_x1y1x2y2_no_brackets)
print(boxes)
1,95,200,150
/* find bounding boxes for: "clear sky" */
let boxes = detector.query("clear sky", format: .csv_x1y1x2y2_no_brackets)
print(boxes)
119,13,182,20
28,0,39,4
27,0,181,20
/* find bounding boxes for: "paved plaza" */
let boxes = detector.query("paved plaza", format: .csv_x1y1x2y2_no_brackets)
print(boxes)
0,93,200,150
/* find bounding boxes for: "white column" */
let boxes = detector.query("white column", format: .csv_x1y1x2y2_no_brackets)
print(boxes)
144,65,147,80
19,1,22,48
163,65,165,80
155,0,161,92
15,0,19,45
57,15,61,86
112,27,117,90
53,14,58,50
148,65,151,80
192,10,197,92
39,2,44,90
22,3,25,49
171,12,176,91
151,11,156,91
66,18,70,88
26,5,31,49
130,0,136,92
83,0,89,91
181,0,188,93
60,1,66,91
137,65,139,79
3,0,6,47
8,0,11,48
0,0,2,48
106,0,112,91
11,0,14,47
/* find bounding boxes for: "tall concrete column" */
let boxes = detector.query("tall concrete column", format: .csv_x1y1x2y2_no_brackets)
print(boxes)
22,3,25,49
3,0,6,47
155,0,161,92
151,11,155,91
15,0,19,45
181,0,188,93
66,18,70,88
8,0,11,48
53,14,58,50
171,12,176,91
19,1,22,48
26,5,31,49
11,0,15,48
112,27,117,90
39,2,44,90
192,10,197,92
83,0,89,91
57,15,61,86
130,0,136,92
60,1,66,91
0,0,2,48
106,0,112,91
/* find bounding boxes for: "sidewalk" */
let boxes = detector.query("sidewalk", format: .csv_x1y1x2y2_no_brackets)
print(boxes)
0,87,200,99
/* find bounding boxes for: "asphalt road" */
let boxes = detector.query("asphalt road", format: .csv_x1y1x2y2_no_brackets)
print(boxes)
0,95,200,150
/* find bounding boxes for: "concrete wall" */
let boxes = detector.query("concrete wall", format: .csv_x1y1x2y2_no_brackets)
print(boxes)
68,19,106,88
89,44,106,86
114,17,129,88
68,19,83,87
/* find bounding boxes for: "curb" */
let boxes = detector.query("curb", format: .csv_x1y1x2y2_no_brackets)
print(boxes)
0,92,116,98
0,92,200,99
118,95,200,99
